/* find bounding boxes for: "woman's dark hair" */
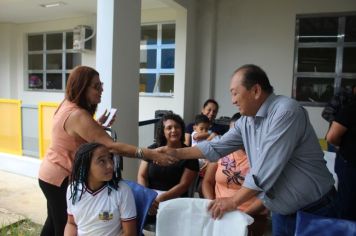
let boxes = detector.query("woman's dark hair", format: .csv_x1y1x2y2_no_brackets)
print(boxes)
155,113,185,147
234,64,274,94
65,66,99,115
69,142,122,205
203,99,219,111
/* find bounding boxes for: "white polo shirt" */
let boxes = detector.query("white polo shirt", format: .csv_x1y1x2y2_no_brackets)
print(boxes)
67,181,136,236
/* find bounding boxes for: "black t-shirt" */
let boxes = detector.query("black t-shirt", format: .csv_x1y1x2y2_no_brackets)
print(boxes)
146,143,199,196
334,101,356,162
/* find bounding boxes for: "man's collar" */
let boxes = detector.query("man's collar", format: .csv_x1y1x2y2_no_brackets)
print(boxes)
255,93,276,118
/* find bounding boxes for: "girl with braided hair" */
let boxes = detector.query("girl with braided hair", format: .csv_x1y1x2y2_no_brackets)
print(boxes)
64,142,137,236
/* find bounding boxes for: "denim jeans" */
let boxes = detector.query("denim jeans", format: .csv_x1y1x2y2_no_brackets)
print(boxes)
271,188,337,236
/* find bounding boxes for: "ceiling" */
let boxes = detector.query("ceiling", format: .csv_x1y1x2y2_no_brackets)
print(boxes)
0,0,169,24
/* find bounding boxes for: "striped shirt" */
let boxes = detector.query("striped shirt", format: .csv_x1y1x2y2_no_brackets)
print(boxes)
197,94,334,215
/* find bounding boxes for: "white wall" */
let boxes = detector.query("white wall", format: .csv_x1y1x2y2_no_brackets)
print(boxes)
0,24,13,98
197,0,356,138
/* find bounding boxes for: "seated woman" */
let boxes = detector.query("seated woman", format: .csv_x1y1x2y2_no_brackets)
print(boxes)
137,113,199,225
65,143,137,236
202,113,268,236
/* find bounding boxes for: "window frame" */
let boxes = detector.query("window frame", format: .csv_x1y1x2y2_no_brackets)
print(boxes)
26,30,82,92
292,12,356,106
139,22,175,97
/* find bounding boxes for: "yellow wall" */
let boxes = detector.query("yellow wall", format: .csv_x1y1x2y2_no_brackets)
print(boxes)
0,99,22,155
38,102,59,159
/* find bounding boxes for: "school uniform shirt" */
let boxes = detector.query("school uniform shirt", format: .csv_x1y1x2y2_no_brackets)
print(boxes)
66,181,136,236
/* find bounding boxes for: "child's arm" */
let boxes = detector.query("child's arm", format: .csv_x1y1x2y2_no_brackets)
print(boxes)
120,219,137,236
64,215,77,236
193,131,210,141
207,132,218,141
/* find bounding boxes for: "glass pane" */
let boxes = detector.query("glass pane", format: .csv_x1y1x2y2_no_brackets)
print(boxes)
28,54,43,70
298,17,338,43
66,32,74,49
47,53,62,70
66,53,81,69
296,77,334,102
341,78,356,92
46,33,62,50
141,25,157,45
28,35,43,51
28,73,43,89
342,47,356,73
345,16,356,42
46,73,62,90
297,48,336,72
159,74,174,93
162,24,175,44
161,49,175,69
140,49,156,69
140,73,156,93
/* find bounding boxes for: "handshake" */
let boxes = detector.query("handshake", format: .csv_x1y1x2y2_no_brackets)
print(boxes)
138,145,203,166
151,146,179,166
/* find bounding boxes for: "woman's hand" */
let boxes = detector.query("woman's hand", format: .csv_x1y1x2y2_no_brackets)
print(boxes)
97,110,116,127
148,199,160,215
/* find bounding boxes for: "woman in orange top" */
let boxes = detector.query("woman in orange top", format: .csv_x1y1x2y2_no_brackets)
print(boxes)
202,113,268,236
38,66,175,236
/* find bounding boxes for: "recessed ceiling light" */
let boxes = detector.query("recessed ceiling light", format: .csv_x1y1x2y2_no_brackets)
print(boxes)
40,2,66,8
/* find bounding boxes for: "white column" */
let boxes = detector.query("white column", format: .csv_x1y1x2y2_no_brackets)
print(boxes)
96,0,141,180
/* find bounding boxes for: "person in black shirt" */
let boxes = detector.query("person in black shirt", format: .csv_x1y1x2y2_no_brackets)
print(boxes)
326,99,356,221
137,113,199,224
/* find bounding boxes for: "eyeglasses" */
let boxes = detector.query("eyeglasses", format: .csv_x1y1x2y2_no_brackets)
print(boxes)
91,82,104,91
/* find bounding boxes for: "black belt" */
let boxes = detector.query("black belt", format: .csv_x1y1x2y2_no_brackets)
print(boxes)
300,187,336,214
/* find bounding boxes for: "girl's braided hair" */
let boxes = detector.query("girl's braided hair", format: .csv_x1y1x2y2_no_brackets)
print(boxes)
69,142,122,205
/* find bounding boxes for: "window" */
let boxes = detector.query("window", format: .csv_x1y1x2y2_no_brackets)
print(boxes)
293,13,356,105
140,23,175,95
27,31,81,91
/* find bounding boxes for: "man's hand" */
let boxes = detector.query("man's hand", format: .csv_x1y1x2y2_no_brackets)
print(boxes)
208,197,238,219
149,147,178,166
